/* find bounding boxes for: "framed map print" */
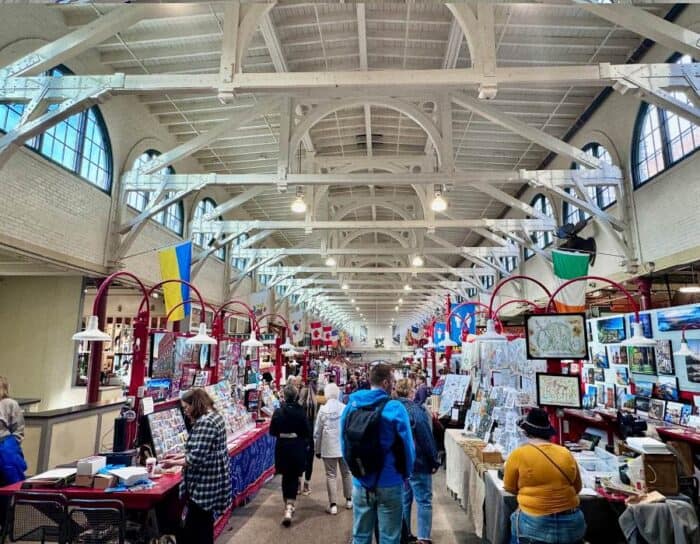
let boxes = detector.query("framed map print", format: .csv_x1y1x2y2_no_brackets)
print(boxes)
536,373,582,409
525,313,588,360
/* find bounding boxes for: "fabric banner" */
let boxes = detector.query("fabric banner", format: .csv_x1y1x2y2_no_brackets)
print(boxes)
552,249,590,313
323,326,332,346
290,311,304,343
249,290,269,318
433,322,446,353
330,329,339,347
450,303,475,343
158,241,192,322
311,321,323,346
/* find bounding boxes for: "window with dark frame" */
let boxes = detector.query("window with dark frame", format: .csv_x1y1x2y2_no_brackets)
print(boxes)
524,193,554,260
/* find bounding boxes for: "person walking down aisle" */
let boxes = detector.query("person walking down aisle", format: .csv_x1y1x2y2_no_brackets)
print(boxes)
396,379,440,544
314,382,353,515
270,385,311,527
299,378,318,496
341,363,415,544
413,375,430,407
504,409,586,544
161,388,231,544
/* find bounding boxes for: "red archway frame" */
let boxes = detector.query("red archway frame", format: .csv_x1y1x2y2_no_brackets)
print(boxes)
86,271,151,404
546,275,640,321
491,299,543,331
163,298,217,323
488,275,553,317
257,313,294,389
210,300,261,383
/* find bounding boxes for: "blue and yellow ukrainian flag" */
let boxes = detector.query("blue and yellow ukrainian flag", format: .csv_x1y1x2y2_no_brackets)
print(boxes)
158,241,192,322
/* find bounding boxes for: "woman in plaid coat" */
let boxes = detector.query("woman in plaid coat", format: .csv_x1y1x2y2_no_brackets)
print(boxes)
163,388,231,544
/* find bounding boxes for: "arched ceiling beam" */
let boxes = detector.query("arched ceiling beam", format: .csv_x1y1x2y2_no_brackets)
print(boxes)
289,97,446,170
340,229,409,249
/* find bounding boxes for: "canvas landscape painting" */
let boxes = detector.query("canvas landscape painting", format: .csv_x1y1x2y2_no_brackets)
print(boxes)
627,346,657,375
597,316,626,343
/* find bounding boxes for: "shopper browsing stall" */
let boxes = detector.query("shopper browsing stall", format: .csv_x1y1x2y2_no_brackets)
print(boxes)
299,378,318,496
503,408,585,544
161,388,231,544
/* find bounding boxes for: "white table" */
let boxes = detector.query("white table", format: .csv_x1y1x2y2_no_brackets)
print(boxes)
444,429,486,536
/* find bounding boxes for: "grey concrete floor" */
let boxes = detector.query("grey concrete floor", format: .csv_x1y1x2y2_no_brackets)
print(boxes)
218,459,480,543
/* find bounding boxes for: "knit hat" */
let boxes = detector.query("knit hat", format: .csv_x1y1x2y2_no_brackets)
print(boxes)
518,408,555,440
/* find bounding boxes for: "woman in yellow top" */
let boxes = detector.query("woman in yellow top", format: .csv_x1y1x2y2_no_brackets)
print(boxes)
503,408,586,544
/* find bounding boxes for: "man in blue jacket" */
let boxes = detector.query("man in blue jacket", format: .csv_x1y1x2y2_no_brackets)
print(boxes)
341,363,416,544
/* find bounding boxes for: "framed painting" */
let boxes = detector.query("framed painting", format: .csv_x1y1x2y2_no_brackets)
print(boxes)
657,304,700,332
596,316,626,344
525,313,588,360
655,340,674,375
627,346,657,375
536,372,582,409
627,313,653,339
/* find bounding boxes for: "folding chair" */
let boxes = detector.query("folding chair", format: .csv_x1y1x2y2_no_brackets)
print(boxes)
1,491,67,543
66,499,126,544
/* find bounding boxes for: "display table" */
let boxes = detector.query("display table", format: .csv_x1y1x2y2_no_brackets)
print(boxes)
215,421,275,538
482,470,625,544
444,429,502,537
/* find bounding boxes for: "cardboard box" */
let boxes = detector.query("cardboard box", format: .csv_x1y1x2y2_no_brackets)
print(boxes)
477,448,504,464
92,474,117,490
77,456,106,476
74,475,94,488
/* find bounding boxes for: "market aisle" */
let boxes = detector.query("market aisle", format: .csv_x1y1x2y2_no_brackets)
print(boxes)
218,457,353,543
218,458,478,543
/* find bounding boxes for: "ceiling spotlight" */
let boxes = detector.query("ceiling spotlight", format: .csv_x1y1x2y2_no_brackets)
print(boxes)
403,284,412,291
430,190,447,212
325,256,337,267
351,299,355,303
291,187,307,214
395,306,399,312
356,306,360,311
411,255,424,267
398,298,403,304
341,283,349,290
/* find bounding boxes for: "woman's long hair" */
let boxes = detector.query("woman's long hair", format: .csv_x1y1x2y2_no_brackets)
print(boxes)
299,383,317,422
181,388,215,420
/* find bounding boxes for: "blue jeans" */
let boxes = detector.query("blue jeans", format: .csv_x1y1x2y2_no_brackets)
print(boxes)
510,509,586,544
352,483,403,544
402,473,433,540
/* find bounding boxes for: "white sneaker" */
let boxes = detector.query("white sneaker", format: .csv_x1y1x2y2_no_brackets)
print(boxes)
282,504,294,527
345,499,353,509
326,504,338,515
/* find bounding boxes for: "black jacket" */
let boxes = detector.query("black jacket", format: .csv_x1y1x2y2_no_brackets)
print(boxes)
270,403,311,475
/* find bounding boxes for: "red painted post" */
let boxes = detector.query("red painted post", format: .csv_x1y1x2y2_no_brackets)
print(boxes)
445,293,452,373
87,279,107,404
274,336,283,389
210,311,223,383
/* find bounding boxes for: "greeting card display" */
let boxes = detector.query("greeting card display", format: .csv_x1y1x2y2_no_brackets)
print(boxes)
525,313,587,360
606,344,628,366
635,382,654,398
656,376,679,401
614,366,630,386
664,401,686,424
635,396,650,415
536,373,582,409
147,407,189,458
438,374,471,417
590,346,609,369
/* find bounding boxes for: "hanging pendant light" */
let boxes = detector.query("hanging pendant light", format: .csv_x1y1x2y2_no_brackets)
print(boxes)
674,329,698,356
242,330,263,348
620,321,656,347
186,323,217,345
478,319,506,343
280,339,295,351
72,315,112,342
440,337,459,348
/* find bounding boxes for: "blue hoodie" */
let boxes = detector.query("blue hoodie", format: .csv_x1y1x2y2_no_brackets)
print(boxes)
340,388,416,489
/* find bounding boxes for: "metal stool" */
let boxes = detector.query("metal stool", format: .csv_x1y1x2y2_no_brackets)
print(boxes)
1,491,67,543
66,499,125,544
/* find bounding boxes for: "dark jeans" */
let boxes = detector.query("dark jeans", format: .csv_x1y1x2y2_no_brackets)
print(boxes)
180,500,213,544
510,509,586,544
304,440,314,482
282,472,299,502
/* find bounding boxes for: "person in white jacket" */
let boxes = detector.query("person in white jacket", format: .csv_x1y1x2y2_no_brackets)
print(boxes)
314,382,353,515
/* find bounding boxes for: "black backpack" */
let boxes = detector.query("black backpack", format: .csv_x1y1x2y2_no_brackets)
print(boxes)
343,397,390,481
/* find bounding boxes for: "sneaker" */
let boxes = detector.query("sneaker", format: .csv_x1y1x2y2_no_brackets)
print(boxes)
282,504,294,527
326,504,338,515
302,482,311,496
345,499,353,509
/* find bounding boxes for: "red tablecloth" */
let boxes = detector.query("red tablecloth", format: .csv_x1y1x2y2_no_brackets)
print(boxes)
0,472,181,511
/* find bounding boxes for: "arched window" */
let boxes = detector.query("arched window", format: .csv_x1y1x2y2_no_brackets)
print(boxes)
192,198,225,260
0,66,112,192
127,150,183,236
230,232,249,271
525,194,554,260
565,142,617,224
501,256,518,273
633,54,700,187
